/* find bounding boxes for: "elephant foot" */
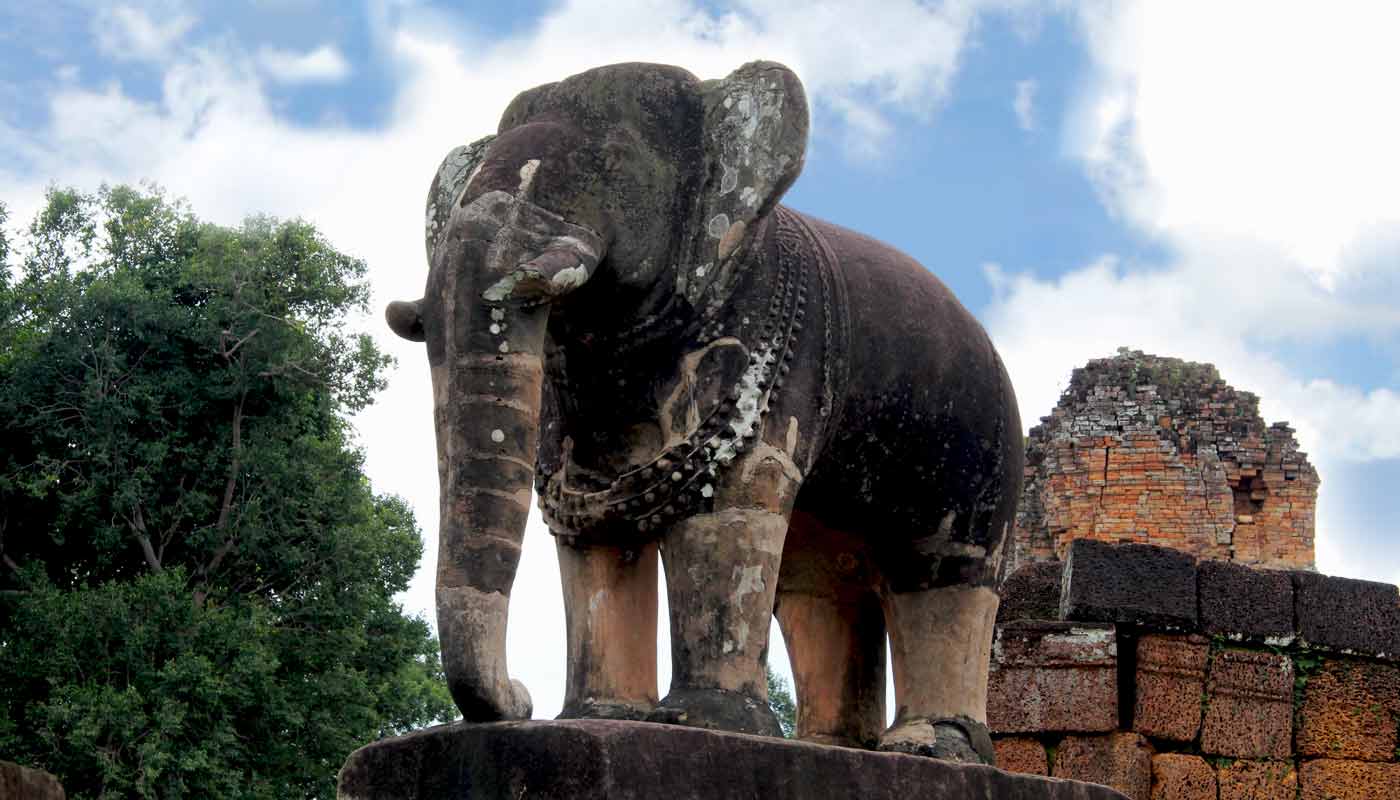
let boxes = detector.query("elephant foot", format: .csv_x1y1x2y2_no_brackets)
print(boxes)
557,698,654,722
645,687,782,737
878,716,995,765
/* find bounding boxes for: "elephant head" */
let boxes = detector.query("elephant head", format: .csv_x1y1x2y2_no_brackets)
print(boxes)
386,61,809,721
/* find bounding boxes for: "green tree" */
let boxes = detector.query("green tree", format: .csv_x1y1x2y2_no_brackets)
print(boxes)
0,186,455,799
766,664,796,738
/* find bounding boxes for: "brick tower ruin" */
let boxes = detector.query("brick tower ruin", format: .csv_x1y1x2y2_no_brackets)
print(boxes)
1011,349,1318,573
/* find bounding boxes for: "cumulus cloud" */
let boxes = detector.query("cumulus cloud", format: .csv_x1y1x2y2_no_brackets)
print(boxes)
256,44,352,84
1067,2,1400,285
1013,78,1036,131
983,1,1400,583
93,5,196,62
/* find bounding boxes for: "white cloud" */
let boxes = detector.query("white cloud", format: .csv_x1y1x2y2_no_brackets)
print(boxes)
1067,2,1400,286
1013,78,1036,131
93,5,196,63
256,44,352,84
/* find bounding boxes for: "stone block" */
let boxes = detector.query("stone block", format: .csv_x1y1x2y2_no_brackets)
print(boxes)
1200,649,1293,759
1061,540,1198,631
1298,759,1400,800
1294,571,1400,658
1053,733,1153,800
1217,760,1296,800
1150,754,1215,800
994,736,1048,776
999,561,1064,622
988,621,1118,733
337,719,1132,799
1296,656,1400,761
1197,560,1294,642
1134,634,1208,742
0,760,66,800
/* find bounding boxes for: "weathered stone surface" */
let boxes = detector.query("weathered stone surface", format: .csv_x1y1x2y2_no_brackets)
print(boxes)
1150,754,1215,800
1296,656,1400,761
1012,351,1317,574
1197,560,1294,642
1298,758,1400,800
988,621,1118,733
1052,733,1153,800
1216,760,1296,800
0,760,65,800
396,59,1027,742
994,736,1049,776
1061,540,1198,630
337,720,1130,799
998,561,1065,623
1294,571,1400,658
1200,649,1293,759
1134,634,1208,742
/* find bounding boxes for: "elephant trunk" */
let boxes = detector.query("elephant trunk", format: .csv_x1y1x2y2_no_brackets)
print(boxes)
428,250,552,722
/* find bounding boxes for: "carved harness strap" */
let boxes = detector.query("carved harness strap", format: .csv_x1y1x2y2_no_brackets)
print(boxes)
540,206,846,544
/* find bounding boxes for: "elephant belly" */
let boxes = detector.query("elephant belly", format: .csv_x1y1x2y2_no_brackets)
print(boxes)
791,214,1023,591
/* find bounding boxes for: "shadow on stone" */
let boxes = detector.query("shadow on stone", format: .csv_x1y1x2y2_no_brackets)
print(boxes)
337,720,1128,799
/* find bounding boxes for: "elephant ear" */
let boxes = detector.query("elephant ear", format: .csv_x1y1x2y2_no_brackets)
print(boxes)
424,134,496,262
681,61,809,310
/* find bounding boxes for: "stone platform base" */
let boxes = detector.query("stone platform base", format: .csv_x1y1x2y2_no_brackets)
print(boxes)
338,720,1126,799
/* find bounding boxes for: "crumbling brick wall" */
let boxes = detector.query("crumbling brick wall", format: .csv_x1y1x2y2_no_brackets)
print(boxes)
991,540,1400,800
1013,349,1318,573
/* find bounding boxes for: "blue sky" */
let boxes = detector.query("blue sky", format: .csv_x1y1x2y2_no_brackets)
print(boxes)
4,1,1399,720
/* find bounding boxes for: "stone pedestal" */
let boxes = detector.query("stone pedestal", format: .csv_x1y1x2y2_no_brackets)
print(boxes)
338,720,1128,799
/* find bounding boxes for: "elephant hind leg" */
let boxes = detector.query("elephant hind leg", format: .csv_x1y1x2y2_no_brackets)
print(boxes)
774,511,886,749
556,539,659,720
878,581,1000,764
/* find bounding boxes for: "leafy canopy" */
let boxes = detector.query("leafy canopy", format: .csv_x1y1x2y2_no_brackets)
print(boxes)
0,186,455,799
766,663,796,738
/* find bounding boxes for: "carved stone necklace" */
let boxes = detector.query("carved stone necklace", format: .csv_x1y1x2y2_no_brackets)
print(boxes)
540,206,819,544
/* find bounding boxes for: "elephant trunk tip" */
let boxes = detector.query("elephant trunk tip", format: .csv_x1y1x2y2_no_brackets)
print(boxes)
387,298,425,342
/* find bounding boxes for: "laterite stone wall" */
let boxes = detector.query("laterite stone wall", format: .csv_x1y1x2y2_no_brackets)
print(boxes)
991,540,1400,800
1012,350,1318,574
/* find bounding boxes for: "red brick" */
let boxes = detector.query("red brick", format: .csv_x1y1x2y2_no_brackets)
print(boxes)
1201,649,1293,759
1053,733,1153,800
993,737,1047,776
1011,353,1318,574
1296,657,1400,761
1135,635,1209,742
1151,754,1215,800
1217,760,1297,800
988,622,1118,733
1299,759,1400,800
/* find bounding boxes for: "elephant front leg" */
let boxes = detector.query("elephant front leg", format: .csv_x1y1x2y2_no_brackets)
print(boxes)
556,540,659,720
648,446,801,737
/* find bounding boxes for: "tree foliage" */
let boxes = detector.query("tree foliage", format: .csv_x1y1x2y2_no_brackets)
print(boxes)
766,664,796,738
0,186,455,798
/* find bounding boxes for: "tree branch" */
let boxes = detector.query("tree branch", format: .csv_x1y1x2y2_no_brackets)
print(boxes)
196,389,246,604
157,475,188,564
123,503,162,572
220,327,259,359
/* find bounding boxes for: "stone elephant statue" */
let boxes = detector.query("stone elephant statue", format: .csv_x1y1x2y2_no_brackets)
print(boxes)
386,61,1022,763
